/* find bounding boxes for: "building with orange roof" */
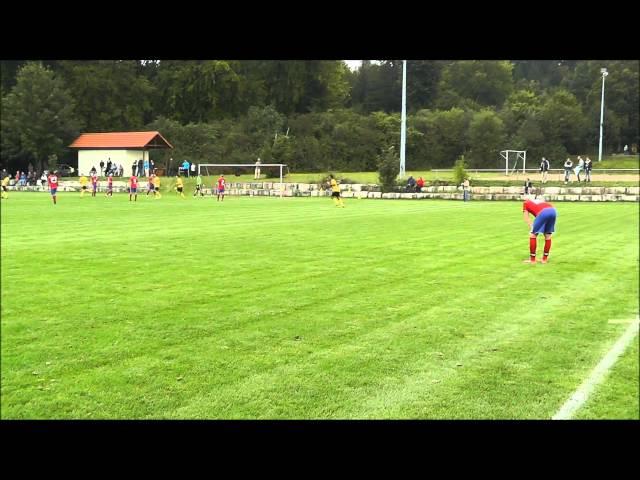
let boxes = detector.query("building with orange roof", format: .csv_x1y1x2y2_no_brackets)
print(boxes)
69,131,173,176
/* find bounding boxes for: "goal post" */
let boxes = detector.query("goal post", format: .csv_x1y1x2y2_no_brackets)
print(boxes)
197,163,288,185
499,150,526,176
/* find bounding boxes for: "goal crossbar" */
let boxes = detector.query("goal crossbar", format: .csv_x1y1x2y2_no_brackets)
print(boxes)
198,163,288,184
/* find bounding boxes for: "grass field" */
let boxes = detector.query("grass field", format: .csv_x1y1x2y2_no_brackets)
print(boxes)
1,192,638,419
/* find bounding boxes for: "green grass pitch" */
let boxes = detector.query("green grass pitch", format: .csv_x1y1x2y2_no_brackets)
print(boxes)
1,192,638,419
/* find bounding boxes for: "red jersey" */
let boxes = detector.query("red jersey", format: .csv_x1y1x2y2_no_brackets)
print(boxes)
523,199,553,217
130,176,138,188
91,174,98,184
107,175,113,185
48,174,58,189
217,177,225,189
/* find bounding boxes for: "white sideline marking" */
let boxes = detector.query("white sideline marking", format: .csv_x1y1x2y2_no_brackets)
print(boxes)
552,316,640,420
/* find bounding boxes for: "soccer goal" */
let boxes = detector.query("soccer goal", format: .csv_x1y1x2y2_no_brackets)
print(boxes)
500,150,527,176
198,163,288,184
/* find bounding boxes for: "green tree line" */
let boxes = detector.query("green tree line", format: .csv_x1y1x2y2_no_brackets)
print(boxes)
1,60,638,174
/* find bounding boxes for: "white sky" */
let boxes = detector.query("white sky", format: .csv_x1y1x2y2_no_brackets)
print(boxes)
344,60,362,71
344,60,382,71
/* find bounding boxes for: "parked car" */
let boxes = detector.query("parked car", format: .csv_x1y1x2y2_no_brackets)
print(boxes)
55,164,76,177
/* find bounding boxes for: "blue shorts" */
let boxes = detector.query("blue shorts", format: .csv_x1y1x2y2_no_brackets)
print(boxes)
50,188,57,196
532,207,557,235
130,187,137,193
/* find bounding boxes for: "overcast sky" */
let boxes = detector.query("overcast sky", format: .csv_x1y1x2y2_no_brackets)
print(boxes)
344,60,362,71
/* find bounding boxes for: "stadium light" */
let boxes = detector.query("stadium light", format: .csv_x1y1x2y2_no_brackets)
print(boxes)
598,67,608,162
399,60,407,178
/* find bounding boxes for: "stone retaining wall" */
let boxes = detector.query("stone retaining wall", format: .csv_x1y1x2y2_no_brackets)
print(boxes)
6,182,639,201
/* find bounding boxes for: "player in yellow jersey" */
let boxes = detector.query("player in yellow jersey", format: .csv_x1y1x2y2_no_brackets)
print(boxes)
153,174,161,199
175,175,185,198
329,174,345,207
79,175,88,197
1,175,10,199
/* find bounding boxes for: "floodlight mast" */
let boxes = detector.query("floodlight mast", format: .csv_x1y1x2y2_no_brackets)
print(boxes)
598,68,608,162
399,60,407,178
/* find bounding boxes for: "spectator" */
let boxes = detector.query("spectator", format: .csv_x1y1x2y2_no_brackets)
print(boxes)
539,157,550,184
254,158,262,179
149,159,155,175
416,176,425,192
119,164,124,177
563,158,573,184
406,175,416,192
181,160,190,177
584,157,593,182
99,160,105,175
106,158,112,176
20,171,27,186
144,158,149,177
137,158,144,177
524,178,533,195
462,178,470,202
190,162,196,177
131,160,137,176
90,165,97,175
40,172,47,189
575,156,584,182
623,144,629,155
15,170,20,183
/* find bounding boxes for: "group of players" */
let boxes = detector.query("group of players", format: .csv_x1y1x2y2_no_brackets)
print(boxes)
53,171,229,203
2,170,555,264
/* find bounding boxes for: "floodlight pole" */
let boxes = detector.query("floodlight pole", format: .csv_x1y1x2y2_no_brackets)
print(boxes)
399,60,407,178
598,68,608,162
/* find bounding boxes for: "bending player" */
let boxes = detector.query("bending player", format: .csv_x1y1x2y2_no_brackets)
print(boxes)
522,195,557,264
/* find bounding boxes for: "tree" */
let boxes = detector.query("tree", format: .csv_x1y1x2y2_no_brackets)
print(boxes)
378,146,400,192
437,60,514,108
411,108,469,168
406,60,442,111
56,60,155,131
153,60,242,123
466,109,505,168
1,62,81,172
538,89,587,154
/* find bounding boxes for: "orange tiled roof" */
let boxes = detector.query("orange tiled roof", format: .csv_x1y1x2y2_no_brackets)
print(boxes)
69,131,173,149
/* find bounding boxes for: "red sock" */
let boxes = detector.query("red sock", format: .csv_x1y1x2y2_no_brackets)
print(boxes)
529,237,537,260
544,238,551,257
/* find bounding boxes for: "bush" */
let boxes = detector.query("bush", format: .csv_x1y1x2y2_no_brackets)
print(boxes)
453,155,468,185
377,147,400,193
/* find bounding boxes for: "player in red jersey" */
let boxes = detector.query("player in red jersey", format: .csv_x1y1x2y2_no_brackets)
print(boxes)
216,174,226,202
90,172,98,197
522,196,557,264
129,174,138,202
47,170,59,205
106,173,113,197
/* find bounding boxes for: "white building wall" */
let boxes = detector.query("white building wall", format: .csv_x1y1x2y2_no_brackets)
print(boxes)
78,150,146,176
